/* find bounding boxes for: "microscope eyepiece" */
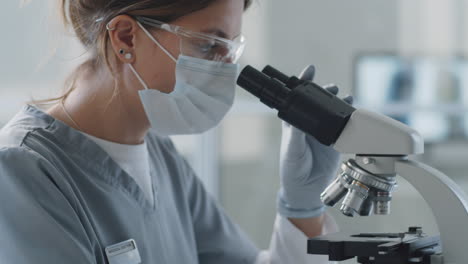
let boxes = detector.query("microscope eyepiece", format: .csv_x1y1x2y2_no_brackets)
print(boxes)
262,65,303,89
237,65,356,146
237,66,290,109
237,66,270,98
261,65,290,84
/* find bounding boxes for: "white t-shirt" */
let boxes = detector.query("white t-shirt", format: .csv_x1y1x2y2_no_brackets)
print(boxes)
82,132,153,205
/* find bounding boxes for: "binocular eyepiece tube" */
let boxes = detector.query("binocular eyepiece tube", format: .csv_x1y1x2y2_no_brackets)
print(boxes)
236,65,356,147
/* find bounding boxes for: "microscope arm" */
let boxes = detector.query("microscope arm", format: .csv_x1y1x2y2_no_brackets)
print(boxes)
395,159,468,264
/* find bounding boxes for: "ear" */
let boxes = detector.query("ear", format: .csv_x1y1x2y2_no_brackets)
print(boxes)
107,15,138,64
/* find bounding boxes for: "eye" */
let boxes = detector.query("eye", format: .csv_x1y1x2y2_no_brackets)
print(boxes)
182,37,231,61
197,41,218,54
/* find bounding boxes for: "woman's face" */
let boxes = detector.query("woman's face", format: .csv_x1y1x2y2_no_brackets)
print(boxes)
109,0,244,94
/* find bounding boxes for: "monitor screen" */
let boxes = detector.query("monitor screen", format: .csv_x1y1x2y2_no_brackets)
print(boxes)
354,54,457,142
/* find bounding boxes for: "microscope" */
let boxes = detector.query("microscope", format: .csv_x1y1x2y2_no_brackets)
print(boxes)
237,65,468,264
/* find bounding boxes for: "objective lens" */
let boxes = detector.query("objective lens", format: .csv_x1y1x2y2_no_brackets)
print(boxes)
374,192,392,215
321,176,348,207
358,195,374,216
340,181,370,217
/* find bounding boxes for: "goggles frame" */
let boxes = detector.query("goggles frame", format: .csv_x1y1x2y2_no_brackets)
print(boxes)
134,16,246,63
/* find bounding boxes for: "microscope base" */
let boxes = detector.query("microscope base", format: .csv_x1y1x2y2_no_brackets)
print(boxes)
307,227,441,264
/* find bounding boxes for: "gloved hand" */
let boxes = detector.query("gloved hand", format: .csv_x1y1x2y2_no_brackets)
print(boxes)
277,65,353,218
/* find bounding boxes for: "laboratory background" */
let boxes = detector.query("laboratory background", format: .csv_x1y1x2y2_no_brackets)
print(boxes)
2,1,468,263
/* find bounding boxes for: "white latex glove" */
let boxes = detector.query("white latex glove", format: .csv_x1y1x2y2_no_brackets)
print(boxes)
277,65,353,218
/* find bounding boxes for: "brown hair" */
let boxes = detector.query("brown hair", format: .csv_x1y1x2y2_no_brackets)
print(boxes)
40,0,252,104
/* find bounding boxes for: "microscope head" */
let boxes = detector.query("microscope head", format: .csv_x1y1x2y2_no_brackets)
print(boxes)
334,109,424,155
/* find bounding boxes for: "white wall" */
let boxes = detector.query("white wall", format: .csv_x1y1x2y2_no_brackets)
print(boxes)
0,1,81,122
265,0,399,94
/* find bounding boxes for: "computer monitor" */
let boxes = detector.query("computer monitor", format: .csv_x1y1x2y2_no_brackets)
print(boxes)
453,58,468,138
354,54,451,142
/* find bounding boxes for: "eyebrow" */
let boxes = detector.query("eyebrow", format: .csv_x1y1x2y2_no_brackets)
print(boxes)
201,28,240,40
201,28,229,39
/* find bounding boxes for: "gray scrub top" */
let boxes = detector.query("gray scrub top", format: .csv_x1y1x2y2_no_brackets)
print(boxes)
0,105,259,264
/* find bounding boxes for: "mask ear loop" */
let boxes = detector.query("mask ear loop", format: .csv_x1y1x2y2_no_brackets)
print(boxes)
136,21,178,63
129,21,178,90
129,64,149,90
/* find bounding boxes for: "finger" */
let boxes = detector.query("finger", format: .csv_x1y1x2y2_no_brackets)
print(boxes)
343,95,354,105
282,121,304,137
324,84,339,95
281,122,308,159
299,65,315,81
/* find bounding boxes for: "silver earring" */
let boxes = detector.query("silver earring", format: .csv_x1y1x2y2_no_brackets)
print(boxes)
125,53,133,59
106,22,116,31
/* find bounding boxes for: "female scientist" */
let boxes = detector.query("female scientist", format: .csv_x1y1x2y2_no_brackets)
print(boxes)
0,0,351,263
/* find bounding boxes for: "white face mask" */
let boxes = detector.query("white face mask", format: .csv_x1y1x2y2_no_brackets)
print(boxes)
130,22,240,136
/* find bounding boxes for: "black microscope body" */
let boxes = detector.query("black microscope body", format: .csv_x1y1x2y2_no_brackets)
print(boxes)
237,65,356,146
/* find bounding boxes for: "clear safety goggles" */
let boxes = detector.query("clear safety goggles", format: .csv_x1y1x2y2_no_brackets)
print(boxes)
134,16,246,63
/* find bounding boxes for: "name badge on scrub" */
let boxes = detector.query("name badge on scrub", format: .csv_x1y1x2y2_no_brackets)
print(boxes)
105,239,141,264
